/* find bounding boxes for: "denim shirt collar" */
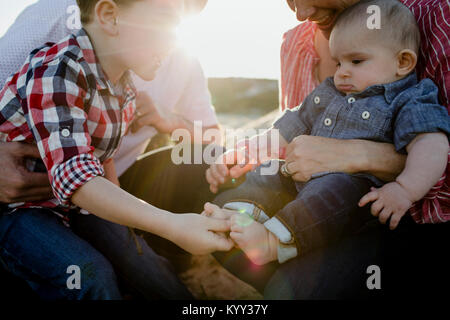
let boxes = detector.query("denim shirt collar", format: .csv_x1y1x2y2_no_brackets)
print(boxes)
328,73,418,104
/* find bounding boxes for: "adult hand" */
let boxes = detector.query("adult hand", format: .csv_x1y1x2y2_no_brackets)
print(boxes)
0,142,52,203
130,91,178,134
169,213,234,255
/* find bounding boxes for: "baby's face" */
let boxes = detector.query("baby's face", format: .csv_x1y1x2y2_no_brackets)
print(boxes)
330,38,400,95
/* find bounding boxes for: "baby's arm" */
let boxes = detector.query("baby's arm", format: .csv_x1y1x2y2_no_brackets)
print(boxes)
360,132,449,229
103,158,120,187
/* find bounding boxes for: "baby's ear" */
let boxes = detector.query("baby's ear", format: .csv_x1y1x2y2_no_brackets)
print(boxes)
396,49,418,77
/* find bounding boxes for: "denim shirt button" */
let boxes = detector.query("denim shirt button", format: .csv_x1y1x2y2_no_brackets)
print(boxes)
362,111,370,120
348,97,356,103
314,96,321,104
324,118,332,126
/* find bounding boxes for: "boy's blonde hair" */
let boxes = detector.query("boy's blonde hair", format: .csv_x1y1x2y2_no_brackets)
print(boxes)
76,0,143,24
332,0,421,54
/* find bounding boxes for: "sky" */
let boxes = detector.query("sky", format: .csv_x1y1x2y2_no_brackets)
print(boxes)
0,0,300,79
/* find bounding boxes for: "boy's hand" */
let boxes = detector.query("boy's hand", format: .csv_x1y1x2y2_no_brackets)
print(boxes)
359,182,415,230
169,213,234,255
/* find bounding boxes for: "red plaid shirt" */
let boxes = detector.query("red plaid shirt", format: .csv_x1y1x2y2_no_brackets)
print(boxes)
281,0,450,224
0,28,136,215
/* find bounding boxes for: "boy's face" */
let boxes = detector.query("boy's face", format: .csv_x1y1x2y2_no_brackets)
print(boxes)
117,0,183,81
330,34,400,95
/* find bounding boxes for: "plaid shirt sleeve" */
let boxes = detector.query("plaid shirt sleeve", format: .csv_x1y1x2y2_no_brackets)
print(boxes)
24,56,104,206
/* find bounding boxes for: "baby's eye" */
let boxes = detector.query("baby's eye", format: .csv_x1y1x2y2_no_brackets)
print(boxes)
336,62,341,68
352,59,363,65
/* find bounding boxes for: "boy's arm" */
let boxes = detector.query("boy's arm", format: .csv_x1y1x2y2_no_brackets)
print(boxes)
71,176,233,255
103,158,120,187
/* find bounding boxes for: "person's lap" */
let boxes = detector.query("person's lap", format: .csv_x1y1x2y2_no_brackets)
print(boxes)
0,208,122,300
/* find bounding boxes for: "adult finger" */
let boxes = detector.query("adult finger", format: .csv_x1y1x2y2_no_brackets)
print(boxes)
13,142,41,159
378,207,392,225
19,170,51,189
4,186,53,203
359,190,379,207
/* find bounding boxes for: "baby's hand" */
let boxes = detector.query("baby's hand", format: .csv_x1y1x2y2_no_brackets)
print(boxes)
359,182,414,230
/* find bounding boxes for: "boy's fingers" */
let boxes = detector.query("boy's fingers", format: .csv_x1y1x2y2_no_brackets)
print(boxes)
212,234,234,251
378,207,392,224
207,217,231,232
359,190,379,207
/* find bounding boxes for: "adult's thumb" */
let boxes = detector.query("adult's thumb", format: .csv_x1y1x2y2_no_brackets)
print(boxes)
15,142,41,158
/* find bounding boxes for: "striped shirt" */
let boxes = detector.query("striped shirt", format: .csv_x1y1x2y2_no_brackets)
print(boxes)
280,0,450,224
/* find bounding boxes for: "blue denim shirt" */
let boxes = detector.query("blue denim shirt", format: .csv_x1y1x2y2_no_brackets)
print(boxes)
273,73,450,185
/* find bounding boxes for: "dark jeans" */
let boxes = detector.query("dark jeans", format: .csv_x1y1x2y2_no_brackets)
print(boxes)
0,208,192,300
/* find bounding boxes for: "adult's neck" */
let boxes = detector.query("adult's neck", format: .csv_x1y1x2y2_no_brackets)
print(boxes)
84,25,126,85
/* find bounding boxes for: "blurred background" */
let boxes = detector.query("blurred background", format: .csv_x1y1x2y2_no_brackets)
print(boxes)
0,0,300,129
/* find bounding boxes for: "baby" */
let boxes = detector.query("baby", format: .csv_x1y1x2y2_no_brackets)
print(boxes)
204,0,450,265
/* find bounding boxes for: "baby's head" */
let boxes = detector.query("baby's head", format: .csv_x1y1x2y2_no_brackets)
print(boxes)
329,0,420,95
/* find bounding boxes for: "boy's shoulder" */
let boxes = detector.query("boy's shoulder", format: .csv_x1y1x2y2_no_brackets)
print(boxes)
25,33,84,72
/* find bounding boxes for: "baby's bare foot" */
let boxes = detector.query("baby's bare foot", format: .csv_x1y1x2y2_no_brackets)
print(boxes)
230,213,278,265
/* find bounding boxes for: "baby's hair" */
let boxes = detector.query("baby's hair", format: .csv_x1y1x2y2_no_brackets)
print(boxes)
76,0,144,25
332,0,420,54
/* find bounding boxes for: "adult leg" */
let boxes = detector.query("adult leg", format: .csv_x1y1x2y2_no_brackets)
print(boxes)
0,209,122,300
70,213,194,300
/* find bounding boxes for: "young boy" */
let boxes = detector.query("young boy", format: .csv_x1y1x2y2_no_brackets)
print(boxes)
0,0,232,299
204,0,450,266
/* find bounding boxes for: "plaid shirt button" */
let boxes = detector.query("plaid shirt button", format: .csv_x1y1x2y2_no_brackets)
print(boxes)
61,128,70,137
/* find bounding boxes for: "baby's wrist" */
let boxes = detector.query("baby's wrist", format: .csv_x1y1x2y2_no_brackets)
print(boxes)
394,177,421,202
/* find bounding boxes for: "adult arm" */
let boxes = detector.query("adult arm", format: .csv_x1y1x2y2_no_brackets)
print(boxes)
284,136,407,182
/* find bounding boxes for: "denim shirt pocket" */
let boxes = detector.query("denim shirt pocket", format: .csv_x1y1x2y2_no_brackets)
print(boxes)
340,104,393,141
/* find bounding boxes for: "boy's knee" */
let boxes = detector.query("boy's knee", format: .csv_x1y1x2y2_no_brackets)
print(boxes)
72,254,121,300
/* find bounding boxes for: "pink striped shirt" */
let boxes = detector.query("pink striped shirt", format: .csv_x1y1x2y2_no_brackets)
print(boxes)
279,0,450,224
